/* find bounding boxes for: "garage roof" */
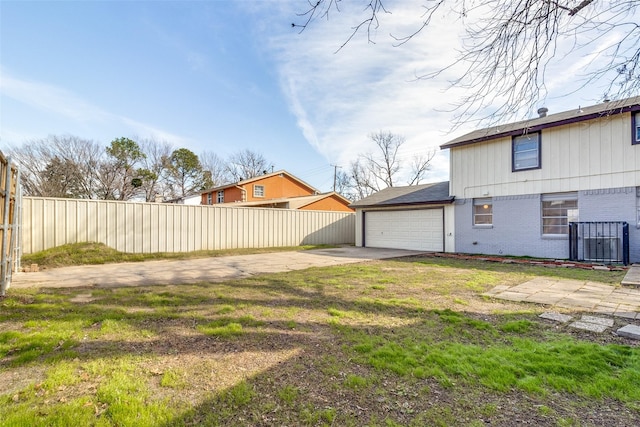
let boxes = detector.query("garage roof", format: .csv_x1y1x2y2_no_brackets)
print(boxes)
349,181,453,208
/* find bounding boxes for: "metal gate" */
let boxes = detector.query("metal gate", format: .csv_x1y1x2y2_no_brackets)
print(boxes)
569,222,629,265
0,153,20,296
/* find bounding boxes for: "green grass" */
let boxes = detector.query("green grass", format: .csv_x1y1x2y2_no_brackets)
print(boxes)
0,256,636,426
21,242,336,269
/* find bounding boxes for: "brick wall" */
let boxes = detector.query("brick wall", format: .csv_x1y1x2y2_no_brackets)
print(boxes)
454,186,640,263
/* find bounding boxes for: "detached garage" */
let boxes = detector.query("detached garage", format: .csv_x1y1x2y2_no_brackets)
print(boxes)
350,181,455,253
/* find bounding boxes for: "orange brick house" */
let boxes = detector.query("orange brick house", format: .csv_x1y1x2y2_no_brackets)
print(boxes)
200,170,354,212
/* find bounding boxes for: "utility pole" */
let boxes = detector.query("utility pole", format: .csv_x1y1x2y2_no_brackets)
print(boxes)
331,164,341,192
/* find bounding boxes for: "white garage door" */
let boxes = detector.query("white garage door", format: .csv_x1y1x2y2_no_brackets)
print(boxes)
364,209,443,251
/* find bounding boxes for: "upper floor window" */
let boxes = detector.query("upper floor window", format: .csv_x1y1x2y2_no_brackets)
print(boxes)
633,112,640,145
473,198,492,226
217,190,224,203
512,132,541,171
207,193,213,205
254,185,265,198
541,193,578,235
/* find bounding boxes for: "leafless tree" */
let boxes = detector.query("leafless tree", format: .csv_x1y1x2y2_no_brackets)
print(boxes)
225,149,271,182
347,131,435,200
334,169,355,200
6,135,103,198
200,150,231,189
294,1,640,124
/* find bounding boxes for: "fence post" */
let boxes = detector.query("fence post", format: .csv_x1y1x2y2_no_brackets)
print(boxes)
622,222,629,266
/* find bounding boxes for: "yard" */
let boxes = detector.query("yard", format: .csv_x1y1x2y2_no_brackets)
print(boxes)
1,255,639,426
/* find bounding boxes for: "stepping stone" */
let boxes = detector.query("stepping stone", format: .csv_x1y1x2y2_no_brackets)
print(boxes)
580,315,614,327
616,324,640,340
539,312,573,323
613,312,637,320
569,321,609,333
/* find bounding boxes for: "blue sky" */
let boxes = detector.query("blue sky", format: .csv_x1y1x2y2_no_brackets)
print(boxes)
1,1,633,191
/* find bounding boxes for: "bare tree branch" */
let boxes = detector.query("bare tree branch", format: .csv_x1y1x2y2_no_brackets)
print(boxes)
294,0,640,126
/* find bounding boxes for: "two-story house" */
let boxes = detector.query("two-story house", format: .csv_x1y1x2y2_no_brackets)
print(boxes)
440,96,640,263
200,170,353,212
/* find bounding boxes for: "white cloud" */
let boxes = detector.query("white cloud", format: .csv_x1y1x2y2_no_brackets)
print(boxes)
0,71,191,146
252,1,468,183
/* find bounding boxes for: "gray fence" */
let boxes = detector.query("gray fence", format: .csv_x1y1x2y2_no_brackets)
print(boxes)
22,197,355,255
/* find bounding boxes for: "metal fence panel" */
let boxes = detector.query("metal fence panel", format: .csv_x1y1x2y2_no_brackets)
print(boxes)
21,197,355,254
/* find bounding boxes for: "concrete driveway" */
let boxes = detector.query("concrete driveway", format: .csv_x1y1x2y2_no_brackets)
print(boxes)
10,247,424,289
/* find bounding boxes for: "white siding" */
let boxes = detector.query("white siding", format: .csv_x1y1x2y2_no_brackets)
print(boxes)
21,197,355,254
450,112,640,198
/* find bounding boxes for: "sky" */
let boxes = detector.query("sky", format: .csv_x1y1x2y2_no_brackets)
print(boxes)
1,0,634,192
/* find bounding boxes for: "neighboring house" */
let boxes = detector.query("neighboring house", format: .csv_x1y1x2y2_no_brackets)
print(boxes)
201,170,354,212
350,181,454,252
440,96,640,263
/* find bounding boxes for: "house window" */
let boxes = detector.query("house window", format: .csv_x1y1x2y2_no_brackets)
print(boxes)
541,193,578,235
473,198,492,226
207,193,213,205
512,132,541,171
254,185,265,198
633,112,640,145
217,190,224,203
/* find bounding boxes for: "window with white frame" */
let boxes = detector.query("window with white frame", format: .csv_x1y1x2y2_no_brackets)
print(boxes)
473,198,493,226
217,190,224,203
512,132,541,171
541,193,578,235
254,185,265,198
207,193,213,205
633,112,640,145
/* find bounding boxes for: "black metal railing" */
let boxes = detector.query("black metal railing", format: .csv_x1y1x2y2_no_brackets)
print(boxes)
569,221,629,265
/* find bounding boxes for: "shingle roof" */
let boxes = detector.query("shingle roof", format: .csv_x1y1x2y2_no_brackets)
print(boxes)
440,96,640,149
349,181,453,208
225,192,352,209
201,170,318,194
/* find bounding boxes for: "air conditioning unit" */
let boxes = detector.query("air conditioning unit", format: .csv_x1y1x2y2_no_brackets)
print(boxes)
584,237,620,262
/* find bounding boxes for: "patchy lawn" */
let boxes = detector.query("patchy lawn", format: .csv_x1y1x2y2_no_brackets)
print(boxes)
1,256,638,426
21,242,335,270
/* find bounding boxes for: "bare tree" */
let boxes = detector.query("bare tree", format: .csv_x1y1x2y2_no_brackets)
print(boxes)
200,150,230,189
6,135,103,198
334,169,354,200
294,1,640,124
225,149,271,182
345,131,435,200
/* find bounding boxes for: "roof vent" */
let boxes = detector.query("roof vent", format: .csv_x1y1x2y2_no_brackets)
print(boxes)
537,107,548,118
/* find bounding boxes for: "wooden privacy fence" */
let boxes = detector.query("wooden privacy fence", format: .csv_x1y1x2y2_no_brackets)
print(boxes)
1,153,20,296
22,197,355,255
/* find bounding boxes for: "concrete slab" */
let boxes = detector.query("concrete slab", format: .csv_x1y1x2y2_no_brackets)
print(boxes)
621,265,640,287
11,247,423,289
580,315,614,327
613,312,637,320
616,324,640,340
569,321,610,333
493,291,531,302
539,312,573,323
